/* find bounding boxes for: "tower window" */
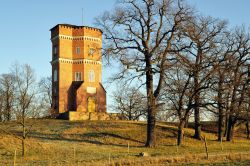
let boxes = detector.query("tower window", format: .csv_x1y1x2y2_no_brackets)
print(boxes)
88,70,95,82
54,70,58,82
53,46,58,59
54,46,57,54
75,72,82,81
88,48,95,56
76,47,81,54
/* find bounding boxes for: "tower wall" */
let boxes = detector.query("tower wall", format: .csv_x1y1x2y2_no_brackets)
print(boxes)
50,24,106,119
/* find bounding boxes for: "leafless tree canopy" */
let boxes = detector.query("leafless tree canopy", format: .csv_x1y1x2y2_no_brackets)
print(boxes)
112,85,147,120
39,76,53,117
0,74,15,121
0,63,42,157
97,0,250,146
12,63,40,156
97,0,193,147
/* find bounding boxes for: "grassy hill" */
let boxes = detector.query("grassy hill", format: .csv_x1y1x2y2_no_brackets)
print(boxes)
0,119,250,165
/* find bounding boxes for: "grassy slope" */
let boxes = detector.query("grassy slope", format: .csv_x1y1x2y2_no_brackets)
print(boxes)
0,119,249,166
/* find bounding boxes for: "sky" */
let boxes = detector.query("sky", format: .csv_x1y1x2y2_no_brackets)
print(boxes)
0,0,249,107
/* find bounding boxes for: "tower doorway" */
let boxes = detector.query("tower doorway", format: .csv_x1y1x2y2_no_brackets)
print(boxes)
88,97,96,113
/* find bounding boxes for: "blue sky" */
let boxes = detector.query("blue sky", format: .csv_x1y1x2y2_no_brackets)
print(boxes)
0,0,249,94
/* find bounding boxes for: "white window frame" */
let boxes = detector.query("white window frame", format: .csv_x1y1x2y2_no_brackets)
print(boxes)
75,72,82,81
88,70,95,82
76,47,81,54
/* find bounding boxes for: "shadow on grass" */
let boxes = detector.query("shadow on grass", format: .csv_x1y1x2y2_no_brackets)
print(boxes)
27,131,145,147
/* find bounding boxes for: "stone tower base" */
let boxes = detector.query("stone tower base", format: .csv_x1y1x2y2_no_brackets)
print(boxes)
69,112,110,121
57,111,124,121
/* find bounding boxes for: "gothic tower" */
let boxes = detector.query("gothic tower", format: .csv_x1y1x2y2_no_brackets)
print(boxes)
50,24,107,120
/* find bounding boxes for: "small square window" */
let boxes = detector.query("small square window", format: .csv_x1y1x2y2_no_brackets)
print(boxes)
76,47,81,54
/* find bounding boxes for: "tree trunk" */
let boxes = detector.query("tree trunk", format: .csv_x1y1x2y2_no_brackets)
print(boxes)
246,122,249,139
217,111,224,141
22,139,25,157
6,106,11,121
224,113,229,137
217,72,224,141
22,115,26,157
6,93,11,121
193,67,201,140
226,116,235,141
0,107,2,122
128,110,132,121
177,120,185,146
146,104,156,147
194,107,201,139
145,58,156,148
184,117,189,128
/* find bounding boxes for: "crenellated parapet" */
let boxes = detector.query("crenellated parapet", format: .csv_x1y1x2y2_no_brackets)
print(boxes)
50,24,102,39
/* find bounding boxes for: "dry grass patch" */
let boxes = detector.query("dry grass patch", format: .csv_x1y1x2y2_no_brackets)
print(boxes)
0,119,249,165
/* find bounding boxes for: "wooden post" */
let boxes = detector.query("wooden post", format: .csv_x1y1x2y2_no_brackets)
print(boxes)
73,147,76,160
109,153,111,164
176,139,179,153
203,136,209,159
220,137,223,151
13,149,16,166
127,142,130,154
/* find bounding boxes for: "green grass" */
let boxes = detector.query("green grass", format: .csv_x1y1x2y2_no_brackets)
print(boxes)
0,119,249,165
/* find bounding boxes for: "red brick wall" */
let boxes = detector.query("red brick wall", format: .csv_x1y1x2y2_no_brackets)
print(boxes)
50,24,106,118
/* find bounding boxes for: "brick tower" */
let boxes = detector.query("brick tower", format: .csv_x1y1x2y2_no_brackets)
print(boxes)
50,24,107,120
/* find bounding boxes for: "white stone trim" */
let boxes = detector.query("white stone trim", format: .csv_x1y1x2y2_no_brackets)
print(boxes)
50,58,102,65
51,35,101,42
87,87,96,94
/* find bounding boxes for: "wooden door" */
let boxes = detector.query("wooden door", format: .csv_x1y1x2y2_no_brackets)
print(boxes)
88,97,96,113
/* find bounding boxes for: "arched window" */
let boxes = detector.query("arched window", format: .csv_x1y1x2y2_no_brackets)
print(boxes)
75,72,82,81
76,47,80,54
88,70,95,82
54,69,58,82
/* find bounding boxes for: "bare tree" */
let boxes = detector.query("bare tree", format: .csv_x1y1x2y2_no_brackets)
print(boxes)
12,63,38,156
247,122,250,139
0,91,3,122
0,73,16,121
206,34,233,141
223,27,250,141
39,76,53,117
182,15,227,139
246,66,250,139
112,85,147,120
210,66,229,141
164,62,194,146
96,0,192,147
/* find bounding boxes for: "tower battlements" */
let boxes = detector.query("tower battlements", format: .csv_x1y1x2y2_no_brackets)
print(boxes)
50,24,102,39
